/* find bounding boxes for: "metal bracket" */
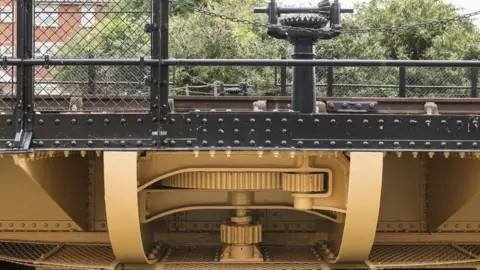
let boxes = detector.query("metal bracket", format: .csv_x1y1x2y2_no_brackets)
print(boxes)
2,56,7,70
14,130,32,150
326,101,378,113
144,23,159,33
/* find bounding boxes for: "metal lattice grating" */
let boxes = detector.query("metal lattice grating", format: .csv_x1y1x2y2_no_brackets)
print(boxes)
0,0,15,112
41,244,115,268
163,263,325,270
459,245,480,257
368,245,475,266
166,247,221,262
0,241,58,261
261,246,320,262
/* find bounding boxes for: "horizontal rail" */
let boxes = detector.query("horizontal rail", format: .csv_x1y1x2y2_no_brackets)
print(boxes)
162,59,480,67
2,58,480,67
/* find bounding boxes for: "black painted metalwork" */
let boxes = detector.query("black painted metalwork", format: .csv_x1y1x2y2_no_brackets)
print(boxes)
0,0,479,153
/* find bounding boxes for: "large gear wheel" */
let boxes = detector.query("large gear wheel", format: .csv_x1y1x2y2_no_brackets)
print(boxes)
281,173,326,193
280,15,329,29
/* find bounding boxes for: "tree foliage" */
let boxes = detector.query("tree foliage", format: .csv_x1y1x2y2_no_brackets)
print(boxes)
54,0,480,97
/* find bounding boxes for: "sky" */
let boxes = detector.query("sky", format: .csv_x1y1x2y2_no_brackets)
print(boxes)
280,0,480,27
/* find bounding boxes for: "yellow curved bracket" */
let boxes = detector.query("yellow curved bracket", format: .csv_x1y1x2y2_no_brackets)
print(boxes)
104,152,155,264
332,152,383,263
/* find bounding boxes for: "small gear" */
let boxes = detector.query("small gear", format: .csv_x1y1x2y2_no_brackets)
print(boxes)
280,15,329,29
281,172,326,192
220,223,262,245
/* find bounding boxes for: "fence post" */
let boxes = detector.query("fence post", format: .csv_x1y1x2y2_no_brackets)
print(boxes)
14,0,34,149
471,68,478,98
280,57,287,96
399,67,406,98
327,66,333,97
87,54,96,94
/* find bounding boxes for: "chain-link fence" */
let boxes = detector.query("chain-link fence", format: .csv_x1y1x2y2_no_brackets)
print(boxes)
0,0,15,111
33,0,151,111
275,66,475,98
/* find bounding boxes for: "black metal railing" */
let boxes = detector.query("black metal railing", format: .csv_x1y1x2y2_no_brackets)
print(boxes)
0,0,479,152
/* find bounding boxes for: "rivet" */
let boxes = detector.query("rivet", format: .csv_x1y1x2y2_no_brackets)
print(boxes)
341,102,347,108
9,223,13,227
297,118,303,124
202,140,208,146
393,119,400,125
312,119,319,125
38,119,44,125
87,118,94,125
425,142,432,148
87,141,93,147
314,141,320,146
249,118,256,124
330,141,336,147
265,140,271,146
425,120,431,126
378,141,384,147
363,141,369,147
297,141,303,147
70,141,76,146
202,128,207,133
70,118,77,125
396,152,402,158
185,118,192,124
473,142,479,148
104,141,110,146
378,119,384,125
441,120,447,126
282,129,287,134
217,118,224,124
152,117,157,122
104,118,110,125
281,118,288,124
136,141,143,146
249,128,255,134
54,141,60,147
217,140,224,146
265,118,271,125
169,118,175,124
249,140,256,146
393,142,400,147
234,129,239,133
6,118,12,125
457,142,463,148
202,118,208,124
409,119,417,125
120,140,126,146
346,141,352,147
440,142,446,148
456,120,463,127
54,119,60,125
234,140,240,146
347,119,353,124
363,119,369,124
120,118,127,125
234,118,240,124
265,128,271,133
218,129,224,134
186,140,192,146
281,140,287,146
330,119,336,125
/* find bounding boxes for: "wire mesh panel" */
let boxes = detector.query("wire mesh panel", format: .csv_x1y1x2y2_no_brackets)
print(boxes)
0,0,15,111
331,66,400,97
33,0,151,112
406,67,471,98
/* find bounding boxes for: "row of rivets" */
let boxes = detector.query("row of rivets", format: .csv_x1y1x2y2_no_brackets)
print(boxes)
172,117,475,127
37,118,145,125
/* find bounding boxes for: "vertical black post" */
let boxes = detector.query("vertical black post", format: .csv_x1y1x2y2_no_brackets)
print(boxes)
87,54,96,94
14,0,33,149
399,66,406,98
291,39,316,113
151,0,169,145
280,57,287,96
471,68,478,98
326,66,333,97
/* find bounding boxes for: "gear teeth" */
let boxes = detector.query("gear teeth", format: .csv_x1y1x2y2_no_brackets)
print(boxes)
220,223,262,245
280,15,329,29
281,173,326,192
